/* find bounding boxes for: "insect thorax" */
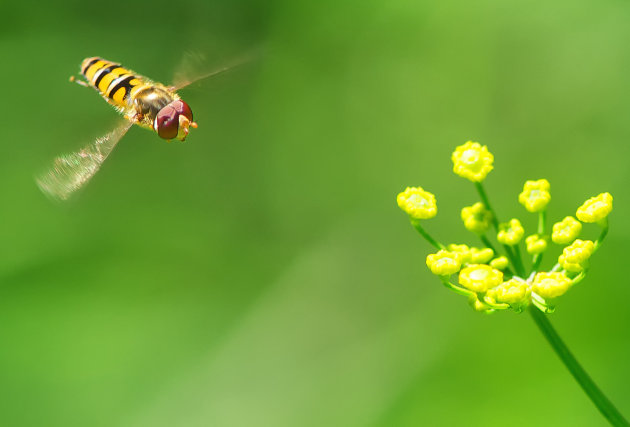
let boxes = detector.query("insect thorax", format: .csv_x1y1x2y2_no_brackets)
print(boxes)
133,86,177,125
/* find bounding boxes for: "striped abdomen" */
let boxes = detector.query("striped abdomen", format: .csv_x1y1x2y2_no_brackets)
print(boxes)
81,57,146,109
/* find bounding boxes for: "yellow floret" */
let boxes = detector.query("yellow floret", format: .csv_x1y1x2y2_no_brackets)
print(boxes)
497,219,525,246
518,179,551,213
558,239,595,272
525,234,547,255
461,202,493,234
551,216,582,245
470,247,494,264
493,278,531,304
426,250,462,276
576,192,613,223
451,141,494,182
533,272,572,299
558,255,583,273
489,256,509,270
562,239,595,263
397,187,437,220
447,243,472,264
458,264,503,293
470,297,492,312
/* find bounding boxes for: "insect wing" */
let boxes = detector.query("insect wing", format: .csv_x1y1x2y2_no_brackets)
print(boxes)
37,121,132,200
172,50,259,90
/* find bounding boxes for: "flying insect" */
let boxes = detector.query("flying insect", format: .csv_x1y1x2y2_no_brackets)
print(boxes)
37,55,240,200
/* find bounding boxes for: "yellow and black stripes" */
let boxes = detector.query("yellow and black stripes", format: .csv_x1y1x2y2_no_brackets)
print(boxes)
80,57,145,108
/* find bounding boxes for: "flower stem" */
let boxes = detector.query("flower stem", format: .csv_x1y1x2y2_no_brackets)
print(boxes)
529,307,629,426
475,182,499,230
512,244,526,277
538,210,547,235
480,235,497,254
532,253,543,272
481,295,509,310
439,278,474,297
532,211,546,271
411,220,444,250
474,182,522,274
530,294,553,313
594,218,609,252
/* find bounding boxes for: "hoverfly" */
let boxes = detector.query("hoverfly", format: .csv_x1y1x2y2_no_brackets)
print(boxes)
37,54,244,200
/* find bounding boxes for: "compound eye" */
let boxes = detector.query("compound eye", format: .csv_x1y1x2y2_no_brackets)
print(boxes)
170,100,193,122
154,106,179,140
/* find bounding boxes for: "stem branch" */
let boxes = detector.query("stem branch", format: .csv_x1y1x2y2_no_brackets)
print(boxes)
480,235,498,254
475,182,499,230
411,220,444,250
594,219,609,252
532,210,546,271
512,244,526,277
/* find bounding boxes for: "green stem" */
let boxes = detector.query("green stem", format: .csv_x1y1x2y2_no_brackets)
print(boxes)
532,211,546,271
529,307,629,426
594,219,609,252
512,244,526,277
481,294,509,310
538,210,547,235
411,220,444,250
480,236,515,276
480,235,498,254
475,182,499,230
439,278,474,297
530,295,552,313
532,254,542,272
503,244,520,272
570,271,586,287
474,182,522,275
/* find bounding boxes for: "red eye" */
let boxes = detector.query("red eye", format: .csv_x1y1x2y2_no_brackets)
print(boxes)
170,100,193,122
154,106,179,140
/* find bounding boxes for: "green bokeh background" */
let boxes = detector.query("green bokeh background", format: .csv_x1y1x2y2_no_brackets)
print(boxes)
1,0,629,425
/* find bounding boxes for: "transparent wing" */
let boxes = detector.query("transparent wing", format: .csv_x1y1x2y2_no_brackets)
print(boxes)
172,48,261,90
36,121,133,201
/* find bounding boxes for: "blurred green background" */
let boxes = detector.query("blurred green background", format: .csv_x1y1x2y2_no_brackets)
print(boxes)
1,0,629,425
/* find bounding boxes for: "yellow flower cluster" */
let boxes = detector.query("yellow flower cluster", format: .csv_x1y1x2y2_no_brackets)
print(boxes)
490,256,509,270
447,243,472,264
489,278,531,304
551,216,581,245
459,264,503,293
398,141,614,314
525,235,547,255
470,247,493,264
426,250,462,276
533,272,572,299
425,244,495,276
461,202,492,234
558,239,595,272
463,270,570,311
453,262,575,311
519,179,551,213
497,219,524,246
576,192,613,223
397,187,437,220
451,141,494,182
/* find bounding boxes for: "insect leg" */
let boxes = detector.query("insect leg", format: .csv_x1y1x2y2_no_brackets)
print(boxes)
69,75,90,88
